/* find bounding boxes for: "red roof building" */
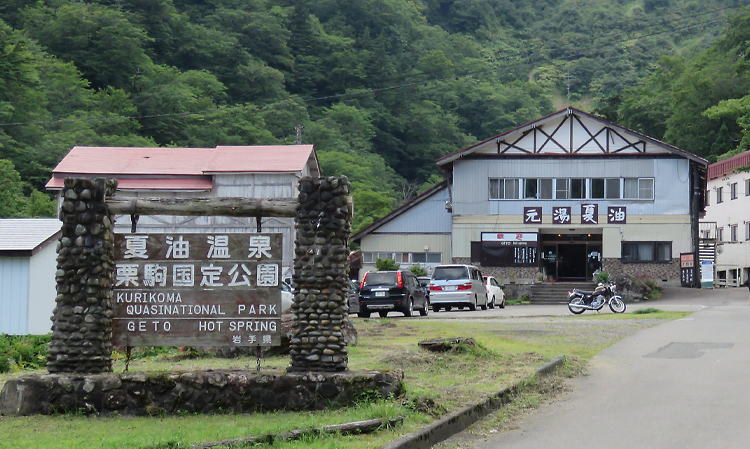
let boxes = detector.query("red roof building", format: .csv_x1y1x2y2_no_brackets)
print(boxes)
46,145,319,190
46,145,320,279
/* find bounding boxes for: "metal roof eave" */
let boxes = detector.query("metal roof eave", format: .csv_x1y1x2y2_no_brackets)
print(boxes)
436,107,708,168
350,180,448,244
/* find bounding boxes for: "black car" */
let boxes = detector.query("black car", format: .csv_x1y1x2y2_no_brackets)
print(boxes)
347,279,360,314
357,270,429,318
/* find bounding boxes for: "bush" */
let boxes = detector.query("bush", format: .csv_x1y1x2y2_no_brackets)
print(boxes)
0,334,50,372
610,274,662,300
594,271,610,284
409,265,427,277
376,258,400,270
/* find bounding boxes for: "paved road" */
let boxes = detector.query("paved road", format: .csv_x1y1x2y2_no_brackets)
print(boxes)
460,286,750,449
408,286,718,319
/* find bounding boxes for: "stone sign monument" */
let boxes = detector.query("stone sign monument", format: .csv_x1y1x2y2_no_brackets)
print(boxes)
113,233,283,347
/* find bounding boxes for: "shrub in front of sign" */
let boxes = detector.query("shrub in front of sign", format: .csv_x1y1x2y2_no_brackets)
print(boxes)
0,334,50,373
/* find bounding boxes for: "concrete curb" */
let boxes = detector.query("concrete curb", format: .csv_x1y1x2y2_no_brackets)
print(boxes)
382,356,567,449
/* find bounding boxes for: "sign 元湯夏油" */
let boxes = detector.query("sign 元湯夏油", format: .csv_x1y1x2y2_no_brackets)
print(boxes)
113,233,283,347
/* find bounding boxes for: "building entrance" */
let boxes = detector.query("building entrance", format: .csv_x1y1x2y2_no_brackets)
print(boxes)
540,234,602,281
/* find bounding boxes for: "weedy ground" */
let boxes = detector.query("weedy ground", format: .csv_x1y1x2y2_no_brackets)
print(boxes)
0,311,688,449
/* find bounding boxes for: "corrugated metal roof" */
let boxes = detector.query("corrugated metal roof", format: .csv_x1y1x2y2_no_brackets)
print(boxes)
0,219,61,252
708,150,750,180
50,147,214,175
209,145,315,173
45,177,213,191
47,145,318,190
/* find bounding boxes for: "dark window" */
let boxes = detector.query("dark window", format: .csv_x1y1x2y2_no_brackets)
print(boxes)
426,253,442,263
362,272,397,286
622,242,672,262
605,178,620,199
524,179,538,199
571,179,586,199
433,266,470,280
470,242,481,263
591,178,605,199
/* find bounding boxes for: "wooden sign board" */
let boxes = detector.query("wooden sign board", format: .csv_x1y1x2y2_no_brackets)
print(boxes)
113,233,283,347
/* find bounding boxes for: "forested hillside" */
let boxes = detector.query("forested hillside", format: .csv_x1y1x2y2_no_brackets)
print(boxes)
1,0,749,231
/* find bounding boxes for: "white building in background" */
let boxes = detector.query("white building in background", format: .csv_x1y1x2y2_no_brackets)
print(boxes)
353,108,709,286
46,145,320,281
0,219,60,335
702,150,750,286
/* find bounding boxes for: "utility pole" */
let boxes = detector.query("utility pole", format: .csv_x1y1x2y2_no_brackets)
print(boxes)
295,124,304,145
564,73,574,102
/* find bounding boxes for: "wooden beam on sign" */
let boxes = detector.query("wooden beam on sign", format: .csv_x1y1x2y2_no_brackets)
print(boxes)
106,197,299,217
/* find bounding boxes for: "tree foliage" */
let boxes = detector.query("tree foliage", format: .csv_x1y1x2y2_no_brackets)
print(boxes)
0,0,745,227
612,8,750,161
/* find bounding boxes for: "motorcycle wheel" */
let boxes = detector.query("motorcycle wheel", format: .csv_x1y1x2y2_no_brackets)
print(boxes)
609,296,626,313
568,297,586,314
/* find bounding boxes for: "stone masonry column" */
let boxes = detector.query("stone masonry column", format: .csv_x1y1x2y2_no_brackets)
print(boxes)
289,176,352,372
47,178,117,373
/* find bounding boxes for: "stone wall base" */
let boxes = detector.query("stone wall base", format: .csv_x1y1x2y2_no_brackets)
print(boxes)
0,369,403,416
452,258,538,283
453,257,681,286
603,258,680,286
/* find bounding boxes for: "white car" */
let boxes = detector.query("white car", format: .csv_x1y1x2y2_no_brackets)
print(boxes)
429,264,488,312
483,276,505,309
281,281,294,312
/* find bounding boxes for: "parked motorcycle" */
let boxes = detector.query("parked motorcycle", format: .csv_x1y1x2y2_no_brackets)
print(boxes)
568,283,626,314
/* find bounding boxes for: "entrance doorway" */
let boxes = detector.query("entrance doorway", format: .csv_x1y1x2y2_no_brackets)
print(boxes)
541,234,602,281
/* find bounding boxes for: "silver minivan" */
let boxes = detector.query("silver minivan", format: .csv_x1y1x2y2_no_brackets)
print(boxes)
429,264,488,312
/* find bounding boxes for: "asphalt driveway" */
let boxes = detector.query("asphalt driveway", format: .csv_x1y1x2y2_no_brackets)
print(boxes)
457,286,750,449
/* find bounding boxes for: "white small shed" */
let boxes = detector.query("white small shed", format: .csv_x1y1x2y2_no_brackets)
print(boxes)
0,219,61,335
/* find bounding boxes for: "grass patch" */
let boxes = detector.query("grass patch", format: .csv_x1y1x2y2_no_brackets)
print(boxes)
0,314,689,449
435,358,587,448
505,299,530,305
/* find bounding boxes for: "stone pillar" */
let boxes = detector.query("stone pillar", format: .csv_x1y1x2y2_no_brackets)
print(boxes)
289,176,352,372
47,178,117,374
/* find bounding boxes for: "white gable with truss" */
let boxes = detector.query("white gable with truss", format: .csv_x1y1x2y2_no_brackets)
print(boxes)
438,108,703,164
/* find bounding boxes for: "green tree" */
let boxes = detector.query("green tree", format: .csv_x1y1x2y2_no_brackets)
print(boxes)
25,190,55,218
21,3,153,90
0,159,28,218
130,64,227,145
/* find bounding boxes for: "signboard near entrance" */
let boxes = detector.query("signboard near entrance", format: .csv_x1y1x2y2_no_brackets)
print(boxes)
480,232,538,266
113,233,283,347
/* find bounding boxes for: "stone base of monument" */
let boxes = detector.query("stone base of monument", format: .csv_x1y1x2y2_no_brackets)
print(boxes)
0,369,403,416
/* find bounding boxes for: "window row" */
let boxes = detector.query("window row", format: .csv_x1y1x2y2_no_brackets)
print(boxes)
621,241,672,263
715,223,750,242
489,177,654,200
362,252,443,264
711,180,750,205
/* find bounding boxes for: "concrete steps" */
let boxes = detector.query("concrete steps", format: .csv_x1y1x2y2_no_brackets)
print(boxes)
530,282,599,304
